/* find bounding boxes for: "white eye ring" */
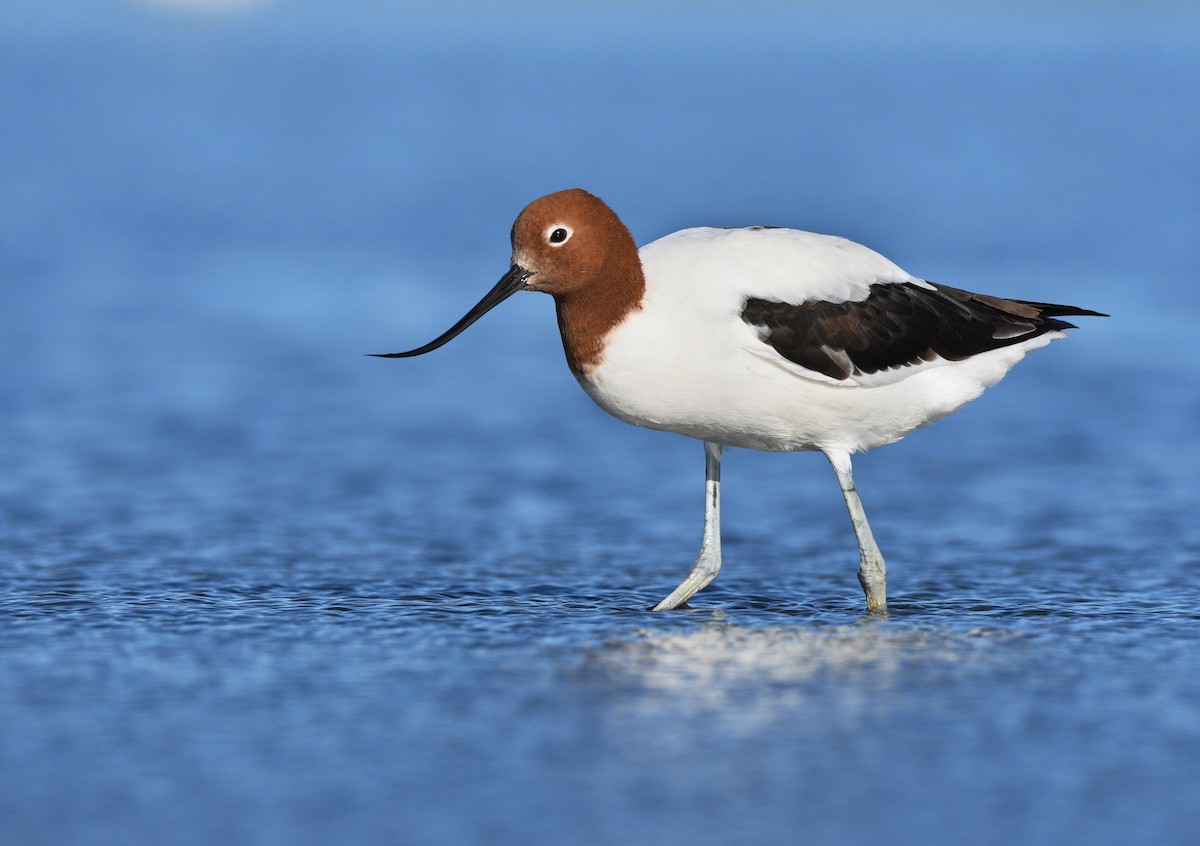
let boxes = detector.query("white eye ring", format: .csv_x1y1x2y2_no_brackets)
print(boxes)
546,225,572,247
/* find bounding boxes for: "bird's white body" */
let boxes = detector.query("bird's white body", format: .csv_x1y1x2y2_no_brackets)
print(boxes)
581,227,1061,454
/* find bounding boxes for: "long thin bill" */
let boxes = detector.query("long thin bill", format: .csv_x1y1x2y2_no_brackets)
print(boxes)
370,265,531,358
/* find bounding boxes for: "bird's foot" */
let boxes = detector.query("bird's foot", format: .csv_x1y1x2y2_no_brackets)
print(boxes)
858,557,887,613
651,548,720,611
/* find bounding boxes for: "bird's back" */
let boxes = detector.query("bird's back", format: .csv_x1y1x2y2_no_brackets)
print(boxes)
638,226,919,310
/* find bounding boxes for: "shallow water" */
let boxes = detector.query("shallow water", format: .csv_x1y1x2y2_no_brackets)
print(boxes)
2,3,1199,845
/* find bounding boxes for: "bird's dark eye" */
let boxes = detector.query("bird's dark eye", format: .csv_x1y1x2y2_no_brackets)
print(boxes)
549,227,569,244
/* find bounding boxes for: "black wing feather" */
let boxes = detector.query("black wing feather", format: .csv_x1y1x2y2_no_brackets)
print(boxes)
742,281,1106,381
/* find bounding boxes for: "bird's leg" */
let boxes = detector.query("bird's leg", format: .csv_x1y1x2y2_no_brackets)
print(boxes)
826,451,888,612
652,442,723,611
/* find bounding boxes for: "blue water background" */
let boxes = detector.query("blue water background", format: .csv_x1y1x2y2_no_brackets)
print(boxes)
2,2,1199,844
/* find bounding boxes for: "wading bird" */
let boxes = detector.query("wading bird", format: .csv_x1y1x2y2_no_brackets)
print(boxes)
374,189,1103,611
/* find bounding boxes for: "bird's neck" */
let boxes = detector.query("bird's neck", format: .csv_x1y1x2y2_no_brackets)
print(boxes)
553,253,645,377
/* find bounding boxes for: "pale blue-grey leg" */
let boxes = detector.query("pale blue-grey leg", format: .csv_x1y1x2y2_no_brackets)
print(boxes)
826,449,887,612
652,442,723,611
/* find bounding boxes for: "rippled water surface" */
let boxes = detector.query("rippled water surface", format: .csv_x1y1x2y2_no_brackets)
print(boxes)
2,3,1199,845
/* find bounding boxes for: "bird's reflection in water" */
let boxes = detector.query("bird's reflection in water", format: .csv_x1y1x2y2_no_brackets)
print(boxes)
582,615,1021,737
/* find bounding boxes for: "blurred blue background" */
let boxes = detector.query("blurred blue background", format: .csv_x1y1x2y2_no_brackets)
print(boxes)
1,2,1198,845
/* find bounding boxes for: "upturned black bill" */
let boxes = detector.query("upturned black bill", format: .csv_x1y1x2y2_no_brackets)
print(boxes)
371,265,532,358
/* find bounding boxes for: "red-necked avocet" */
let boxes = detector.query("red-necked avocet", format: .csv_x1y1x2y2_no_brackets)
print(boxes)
374,189,1104,612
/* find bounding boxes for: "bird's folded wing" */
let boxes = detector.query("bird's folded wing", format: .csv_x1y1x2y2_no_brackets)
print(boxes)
740,281,1087,387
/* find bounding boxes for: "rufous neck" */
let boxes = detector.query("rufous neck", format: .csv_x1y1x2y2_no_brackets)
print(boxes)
553,252,645,377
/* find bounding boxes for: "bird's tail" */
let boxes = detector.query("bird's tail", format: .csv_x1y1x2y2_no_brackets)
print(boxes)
1006,299,1108,331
